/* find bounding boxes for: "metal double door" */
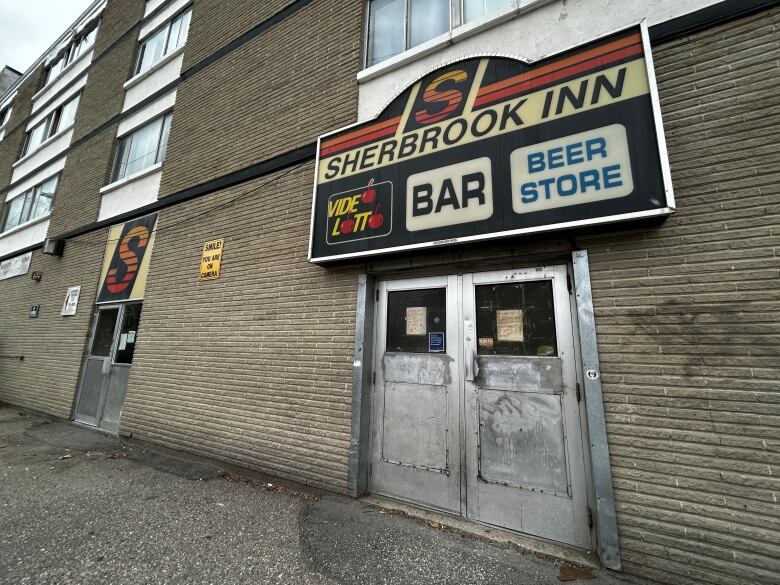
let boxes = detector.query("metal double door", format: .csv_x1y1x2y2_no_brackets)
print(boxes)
370,267,592,548
73,302,142,433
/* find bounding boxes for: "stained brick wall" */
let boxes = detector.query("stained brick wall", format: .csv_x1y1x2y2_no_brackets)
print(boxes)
121,164,360,491
157,0,364,196
579,8,780,585
0,230,108,417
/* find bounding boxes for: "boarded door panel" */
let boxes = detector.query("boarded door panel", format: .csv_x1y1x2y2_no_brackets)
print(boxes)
478,389,568,494
382,382,448,470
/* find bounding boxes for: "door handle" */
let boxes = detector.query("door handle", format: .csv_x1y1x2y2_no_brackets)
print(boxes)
465,347,479,382
101,357,111,375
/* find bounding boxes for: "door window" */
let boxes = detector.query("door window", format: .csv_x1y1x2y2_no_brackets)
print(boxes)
114,303,142,364
386,288,446,353
475,281,557,356
91,308,119,356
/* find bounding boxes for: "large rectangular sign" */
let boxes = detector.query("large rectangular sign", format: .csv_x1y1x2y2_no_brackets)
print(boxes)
309,25,673,262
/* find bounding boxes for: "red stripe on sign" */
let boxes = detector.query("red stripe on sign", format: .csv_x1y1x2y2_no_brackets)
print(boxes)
320,117,402,156
320,124,400,157
475,34,643,107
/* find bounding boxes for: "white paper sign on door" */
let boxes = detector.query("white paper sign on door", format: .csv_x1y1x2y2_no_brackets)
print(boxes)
496,309,523,342
405,306,427,335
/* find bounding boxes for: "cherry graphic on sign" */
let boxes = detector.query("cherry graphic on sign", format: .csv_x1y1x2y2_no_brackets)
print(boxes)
361,179,376,204
368,204,384,229
340,216,355,234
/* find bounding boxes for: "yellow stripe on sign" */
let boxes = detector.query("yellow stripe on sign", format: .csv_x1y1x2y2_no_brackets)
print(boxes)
318,59,650,185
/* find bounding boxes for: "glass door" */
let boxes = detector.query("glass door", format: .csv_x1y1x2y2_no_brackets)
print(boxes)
73,302,142,432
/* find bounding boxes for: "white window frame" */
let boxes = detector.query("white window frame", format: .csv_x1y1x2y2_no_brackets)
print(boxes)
111,112,173,182
1,175,59,233
365,0,523,67
43,22,100,88
135,7,193,75
21,93,81,158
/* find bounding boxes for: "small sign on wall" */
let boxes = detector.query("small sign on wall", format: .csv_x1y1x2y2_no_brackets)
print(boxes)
0,252,32,281
30,305,40,318
200,239,224,281
61,286,81,316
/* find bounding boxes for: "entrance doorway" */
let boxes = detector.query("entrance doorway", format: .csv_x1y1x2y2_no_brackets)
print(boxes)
370,266,592,548
73,302,142,433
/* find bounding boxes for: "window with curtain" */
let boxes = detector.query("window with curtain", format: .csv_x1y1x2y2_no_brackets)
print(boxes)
367,0,519,66
136,8,193,75
112,113,173,181
1,176,58,232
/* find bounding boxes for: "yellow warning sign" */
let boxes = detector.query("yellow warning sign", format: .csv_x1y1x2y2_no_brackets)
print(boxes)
200,239,224,281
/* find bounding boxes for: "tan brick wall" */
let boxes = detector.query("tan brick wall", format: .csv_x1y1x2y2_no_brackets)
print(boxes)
0,67,44,196
158,0,364,196
0,230,108,417
579,8,780,585
48,0,146,236
122,163,360,491
72,0,146,141
182,0,295,67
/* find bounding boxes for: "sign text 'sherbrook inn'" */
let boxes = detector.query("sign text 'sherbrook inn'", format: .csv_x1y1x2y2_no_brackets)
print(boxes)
310,27,673,262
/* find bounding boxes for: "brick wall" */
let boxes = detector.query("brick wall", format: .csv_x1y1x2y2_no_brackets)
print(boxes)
158,0,364,196
182,0,295,67
579,8,780,585
0,67,44,200
0,230,108,417
121,163,360,491
48,0,146,236
72,0,145,141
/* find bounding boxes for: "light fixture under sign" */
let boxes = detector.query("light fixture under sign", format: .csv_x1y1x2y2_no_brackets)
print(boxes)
42,238,64,256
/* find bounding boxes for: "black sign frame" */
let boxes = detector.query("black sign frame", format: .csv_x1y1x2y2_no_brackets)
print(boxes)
308,23,674,263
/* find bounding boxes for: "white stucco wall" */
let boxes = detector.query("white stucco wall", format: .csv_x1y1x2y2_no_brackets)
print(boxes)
357,0,722,121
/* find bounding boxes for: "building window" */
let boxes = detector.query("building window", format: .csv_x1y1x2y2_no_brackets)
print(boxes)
0,104,11,128
21,94,80,157
366,0,516,66
136,8,193,75
112,113,172,181
1,176,58,232
43,23,99,87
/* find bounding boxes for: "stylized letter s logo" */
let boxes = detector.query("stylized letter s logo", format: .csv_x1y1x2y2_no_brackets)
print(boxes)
105,226,150,294
415,70,469,125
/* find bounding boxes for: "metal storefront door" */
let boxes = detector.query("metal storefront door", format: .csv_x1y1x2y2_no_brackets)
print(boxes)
462,267,591,548
371,267,591,548
370,276,462,513
74,302,142,433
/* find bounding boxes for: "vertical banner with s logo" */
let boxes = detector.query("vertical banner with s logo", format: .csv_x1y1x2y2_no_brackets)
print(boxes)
96,213,157,303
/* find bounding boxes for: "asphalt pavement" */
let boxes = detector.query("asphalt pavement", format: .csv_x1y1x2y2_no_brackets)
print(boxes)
0,405,650,585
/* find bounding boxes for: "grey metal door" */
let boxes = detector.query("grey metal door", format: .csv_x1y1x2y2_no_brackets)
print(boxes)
463,267,591,548
371,267,591,548
370,276,462,513
74,302,142,433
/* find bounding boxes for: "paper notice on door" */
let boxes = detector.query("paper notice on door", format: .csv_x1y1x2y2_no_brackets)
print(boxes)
118,334,128,350
496,309,523,342
127,331,136,343
405,306,427,335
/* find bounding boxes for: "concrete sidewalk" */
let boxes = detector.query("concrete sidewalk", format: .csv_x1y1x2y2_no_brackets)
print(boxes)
0,405,649,585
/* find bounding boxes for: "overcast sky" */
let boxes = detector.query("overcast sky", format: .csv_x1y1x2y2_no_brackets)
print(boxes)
0,0,92,73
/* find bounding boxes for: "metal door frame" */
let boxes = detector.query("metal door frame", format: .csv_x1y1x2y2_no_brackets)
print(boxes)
72,302,126,427
347,252,622,567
